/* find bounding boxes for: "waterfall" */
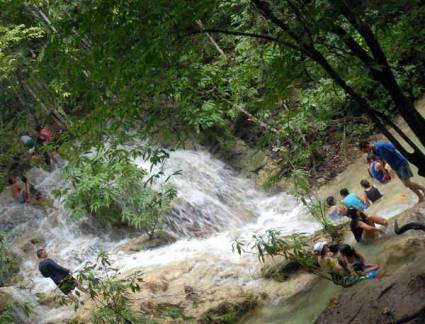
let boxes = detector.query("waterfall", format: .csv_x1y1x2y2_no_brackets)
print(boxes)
0,149,320,323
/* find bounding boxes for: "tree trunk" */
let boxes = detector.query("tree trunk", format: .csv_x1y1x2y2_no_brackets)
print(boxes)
337,0,425,146
250,0,425,176
311,50,425,176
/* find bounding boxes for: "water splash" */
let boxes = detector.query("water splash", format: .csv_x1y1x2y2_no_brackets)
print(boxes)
1,149,320,323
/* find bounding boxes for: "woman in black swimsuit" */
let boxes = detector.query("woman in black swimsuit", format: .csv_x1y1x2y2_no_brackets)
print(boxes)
341,206,387,242
339,244,379,274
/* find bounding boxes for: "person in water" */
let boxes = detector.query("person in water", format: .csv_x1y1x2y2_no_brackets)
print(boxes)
8,176,25,203
37,249,86,303
340,205,388,242
339,244,379,274
360,179,383,204
360,140,425,202
340,188,368,211
367,154,391,184
326,196,345,221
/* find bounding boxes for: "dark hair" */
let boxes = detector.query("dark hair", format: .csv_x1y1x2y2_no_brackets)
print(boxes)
326,196,335,206
339,244,357,258
36,248,45,258
320,245,328,256
328,244,341,254
8,176,16,185
360,179,370,188
353,261,364,272
35,126,42,132
21,176,28,183
340,188,350,197
359,140,370,150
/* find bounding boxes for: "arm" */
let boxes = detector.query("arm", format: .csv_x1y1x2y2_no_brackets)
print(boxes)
356,252,366,265
358,193,370,207
357,221,385,233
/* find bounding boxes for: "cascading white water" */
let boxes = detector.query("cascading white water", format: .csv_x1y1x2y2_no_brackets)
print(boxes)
0,149,320,323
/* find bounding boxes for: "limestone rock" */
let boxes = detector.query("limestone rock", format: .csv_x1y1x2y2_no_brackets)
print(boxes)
117,231,176,253
316,251,425,324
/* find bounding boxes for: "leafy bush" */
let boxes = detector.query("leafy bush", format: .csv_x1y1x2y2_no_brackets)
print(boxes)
74,251,147,324
289,170,336,237
0,292,32,324
0,232,20,287
56,145,177,238
234,230,338,283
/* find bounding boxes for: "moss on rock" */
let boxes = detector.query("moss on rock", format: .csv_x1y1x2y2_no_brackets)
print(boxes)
199,295,258,324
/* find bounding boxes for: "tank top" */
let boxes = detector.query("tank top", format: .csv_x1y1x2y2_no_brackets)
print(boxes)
342,193,366,211
370,161,385,183
365,186,382,203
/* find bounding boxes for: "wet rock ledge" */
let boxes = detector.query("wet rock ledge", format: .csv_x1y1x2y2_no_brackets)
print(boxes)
316,250,425,324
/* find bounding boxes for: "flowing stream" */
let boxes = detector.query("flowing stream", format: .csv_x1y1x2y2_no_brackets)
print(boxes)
0,149,321,323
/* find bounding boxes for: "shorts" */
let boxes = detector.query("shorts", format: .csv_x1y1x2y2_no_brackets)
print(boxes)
58,275,77,295
396,164,413,181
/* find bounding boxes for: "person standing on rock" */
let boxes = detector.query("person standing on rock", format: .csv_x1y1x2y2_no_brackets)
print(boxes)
360,140,425,202
37,249,86,303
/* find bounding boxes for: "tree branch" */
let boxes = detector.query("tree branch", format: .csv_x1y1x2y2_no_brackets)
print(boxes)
188,28,300,51
196,20,226,57
189,28,277,42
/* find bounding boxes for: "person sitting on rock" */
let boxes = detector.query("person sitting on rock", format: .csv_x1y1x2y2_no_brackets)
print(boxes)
340,205,388,242
367,153,392,184
21,176,52,214
314,241,341,270
313,241,352,285
326,196,345,222
340,188,369,211
8,176,25,203
360,179,383,204
37,248,86,303
338,244,379,275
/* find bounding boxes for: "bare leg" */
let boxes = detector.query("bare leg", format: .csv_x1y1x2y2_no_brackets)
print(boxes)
67,293,78,303
363,264,380,273
368,215,388,227
402,179,425,202
75,281,87,294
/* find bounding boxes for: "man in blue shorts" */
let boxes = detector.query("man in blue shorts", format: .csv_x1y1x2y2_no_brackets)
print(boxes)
360,140,425,202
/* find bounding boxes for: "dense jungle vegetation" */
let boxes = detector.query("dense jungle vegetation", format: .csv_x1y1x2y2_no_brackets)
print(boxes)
2,0,425,187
